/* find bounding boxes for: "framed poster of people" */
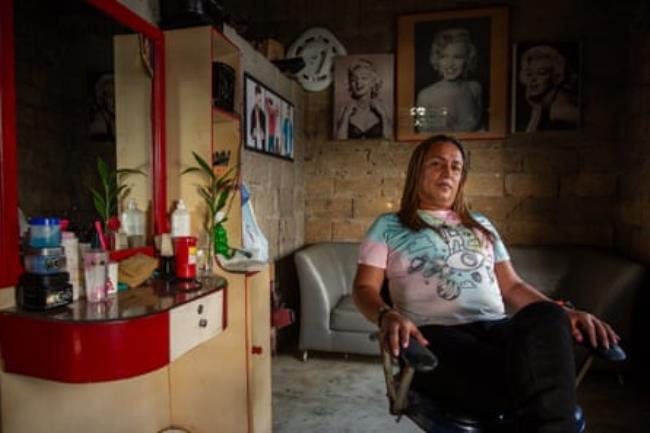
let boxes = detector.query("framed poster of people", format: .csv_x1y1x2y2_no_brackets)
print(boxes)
512,42,581,133
395,6,509,141
244,73,294,161
333,54,394,140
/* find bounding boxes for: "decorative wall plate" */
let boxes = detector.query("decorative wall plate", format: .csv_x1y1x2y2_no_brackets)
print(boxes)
287,27,347,92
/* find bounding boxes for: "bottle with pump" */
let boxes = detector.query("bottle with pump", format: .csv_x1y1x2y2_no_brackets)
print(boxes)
171,199,191,237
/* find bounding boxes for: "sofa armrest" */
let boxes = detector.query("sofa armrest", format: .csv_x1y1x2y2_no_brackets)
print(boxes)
558,253,646,344
295,243,359,332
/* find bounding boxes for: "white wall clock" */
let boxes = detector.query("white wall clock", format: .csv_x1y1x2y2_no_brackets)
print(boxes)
287,27,347,92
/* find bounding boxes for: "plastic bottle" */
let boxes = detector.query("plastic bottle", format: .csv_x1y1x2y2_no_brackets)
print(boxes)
171,199,191,237
61,231,81,300
121,198,145,237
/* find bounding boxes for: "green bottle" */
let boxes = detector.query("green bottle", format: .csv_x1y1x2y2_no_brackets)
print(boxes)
213,221,234,259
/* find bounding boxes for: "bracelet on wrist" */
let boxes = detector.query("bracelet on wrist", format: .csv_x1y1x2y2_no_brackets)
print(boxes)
554,299,575,310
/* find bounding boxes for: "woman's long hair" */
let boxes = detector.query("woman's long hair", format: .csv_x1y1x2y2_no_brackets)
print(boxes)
397,135,493,241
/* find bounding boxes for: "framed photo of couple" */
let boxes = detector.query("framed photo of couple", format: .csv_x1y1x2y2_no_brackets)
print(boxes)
395,6,509,141
244,73,294,161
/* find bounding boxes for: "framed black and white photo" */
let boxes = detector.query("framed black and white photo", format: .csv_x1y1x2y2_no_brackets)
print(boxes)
512,42,582,133
244,73,294,161
396,6,509,141
333,54,394,140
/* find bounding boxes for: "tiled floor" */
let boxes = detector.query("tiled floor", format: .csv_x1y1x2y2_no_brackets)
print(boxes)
272,352,650,433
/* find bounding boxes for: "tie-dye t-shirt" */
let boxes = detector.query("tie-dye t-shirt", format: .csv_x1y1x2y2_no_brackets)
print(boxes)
358,210,509,326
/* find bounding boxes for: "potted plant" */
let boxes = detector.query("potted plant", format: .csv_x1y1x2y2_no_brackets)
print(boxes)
181,151,237,268
88,156,146,232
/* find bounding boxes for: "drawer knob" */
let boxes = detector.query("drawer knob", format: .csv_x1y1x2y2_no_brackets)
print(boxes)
199,318,208,328
197,304,204,314
251,346,263,355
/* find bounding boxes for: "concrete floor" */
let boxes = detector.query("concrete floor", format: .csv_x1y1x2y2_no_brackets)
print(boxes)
272,352,650,433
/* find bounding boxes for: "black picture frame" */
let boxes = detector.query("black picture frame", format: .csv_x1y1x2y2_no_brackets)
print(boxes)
511,41,582,133
244,73,294,161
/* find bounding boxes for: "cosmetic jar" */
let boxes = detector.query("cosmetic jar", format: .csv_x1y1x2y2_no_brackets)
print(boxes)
23,247,67,275
28,217,61,248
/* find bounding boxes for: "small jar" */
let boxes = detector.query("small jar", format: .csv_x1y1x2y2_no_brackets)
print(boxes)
23,247,67,275
28,217,61,248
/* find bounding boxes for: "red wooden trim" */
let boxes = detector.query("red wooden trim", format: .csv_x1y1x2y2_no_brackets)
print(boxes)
0,0,20,287
84,0,167,235
109,245,155,262
244,276,253,433
223,283,228,330
85,0,163,41
0,311,169,383
153,37,167,234
1,1,169,285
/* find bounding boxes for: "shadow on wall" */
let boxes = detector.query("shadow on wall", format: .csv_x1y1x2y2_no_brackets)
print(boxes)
273,253,301,353
631,271,650,387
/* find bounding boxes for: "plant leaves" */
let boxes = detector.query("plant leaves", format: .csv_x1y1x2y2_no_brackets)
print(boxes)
216,166,235,182
92,194,107,221
216,189,229,212
97,157,109,187
116,168,146,177
89,186,103,205
192,151,215,181
181,167,202,175
198,187,214,210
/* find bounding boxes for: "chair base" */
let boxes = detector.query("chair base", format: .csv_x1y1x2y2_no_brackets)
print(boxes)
406,391,585,433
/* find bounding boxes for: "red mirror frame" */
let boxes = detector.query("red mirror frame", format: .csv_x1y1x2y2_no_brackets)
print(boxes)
0,0,166,287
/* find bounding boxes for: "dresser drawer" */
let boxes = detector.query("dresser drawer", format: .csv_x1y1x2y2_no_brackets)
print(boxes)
169,291,223,361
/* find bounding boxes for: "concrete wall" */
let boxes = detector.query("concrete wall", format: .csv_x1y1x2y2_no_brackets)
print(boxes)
223,0,644,258
117,0,158,24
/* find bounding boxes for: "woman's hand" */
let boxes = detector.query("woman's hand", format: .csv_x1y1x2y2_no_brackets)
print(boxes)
380,309,429,357
566,309,620,350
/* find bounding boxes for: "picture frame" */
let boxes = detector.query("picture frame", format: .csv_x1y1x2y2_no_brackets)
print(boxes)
511,41,582,133
333,54,394,140
244,73,294,161
395,6,510,141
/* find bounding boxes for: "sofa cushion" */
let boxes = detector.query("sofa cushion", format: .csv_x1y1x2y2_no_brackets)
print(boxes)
331,295,376,333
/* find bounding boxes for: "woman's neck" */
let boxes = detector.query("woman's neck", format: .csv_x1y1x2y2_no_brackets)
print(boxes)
354,93,371,105
419,203,453,212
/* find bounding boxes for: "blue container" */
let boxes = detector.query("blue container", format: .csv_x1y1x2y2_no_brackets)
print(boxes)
28,217,61,248
23,247,67,275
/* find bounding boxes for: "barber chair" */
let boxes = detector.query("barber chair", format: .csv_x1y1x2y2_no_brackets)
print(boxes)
374,334,626,433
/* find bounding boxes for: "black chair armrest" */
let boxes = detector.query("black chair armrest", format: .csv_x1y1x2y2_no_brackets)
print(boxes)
583,341,627,362
400,336,439,373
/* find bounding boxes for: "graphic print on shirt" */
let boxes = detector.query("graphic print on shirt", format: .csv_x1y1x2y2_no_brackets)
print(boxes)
405,225,492,301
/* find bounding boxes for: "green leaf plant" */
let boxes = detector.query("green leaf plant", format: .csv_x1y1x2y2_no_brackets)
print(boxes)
88,157,146,231
181,151,237,245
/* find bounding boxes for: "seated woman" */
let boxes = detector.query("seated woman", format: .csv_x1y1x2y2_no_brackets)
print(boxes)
352,135,618,433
